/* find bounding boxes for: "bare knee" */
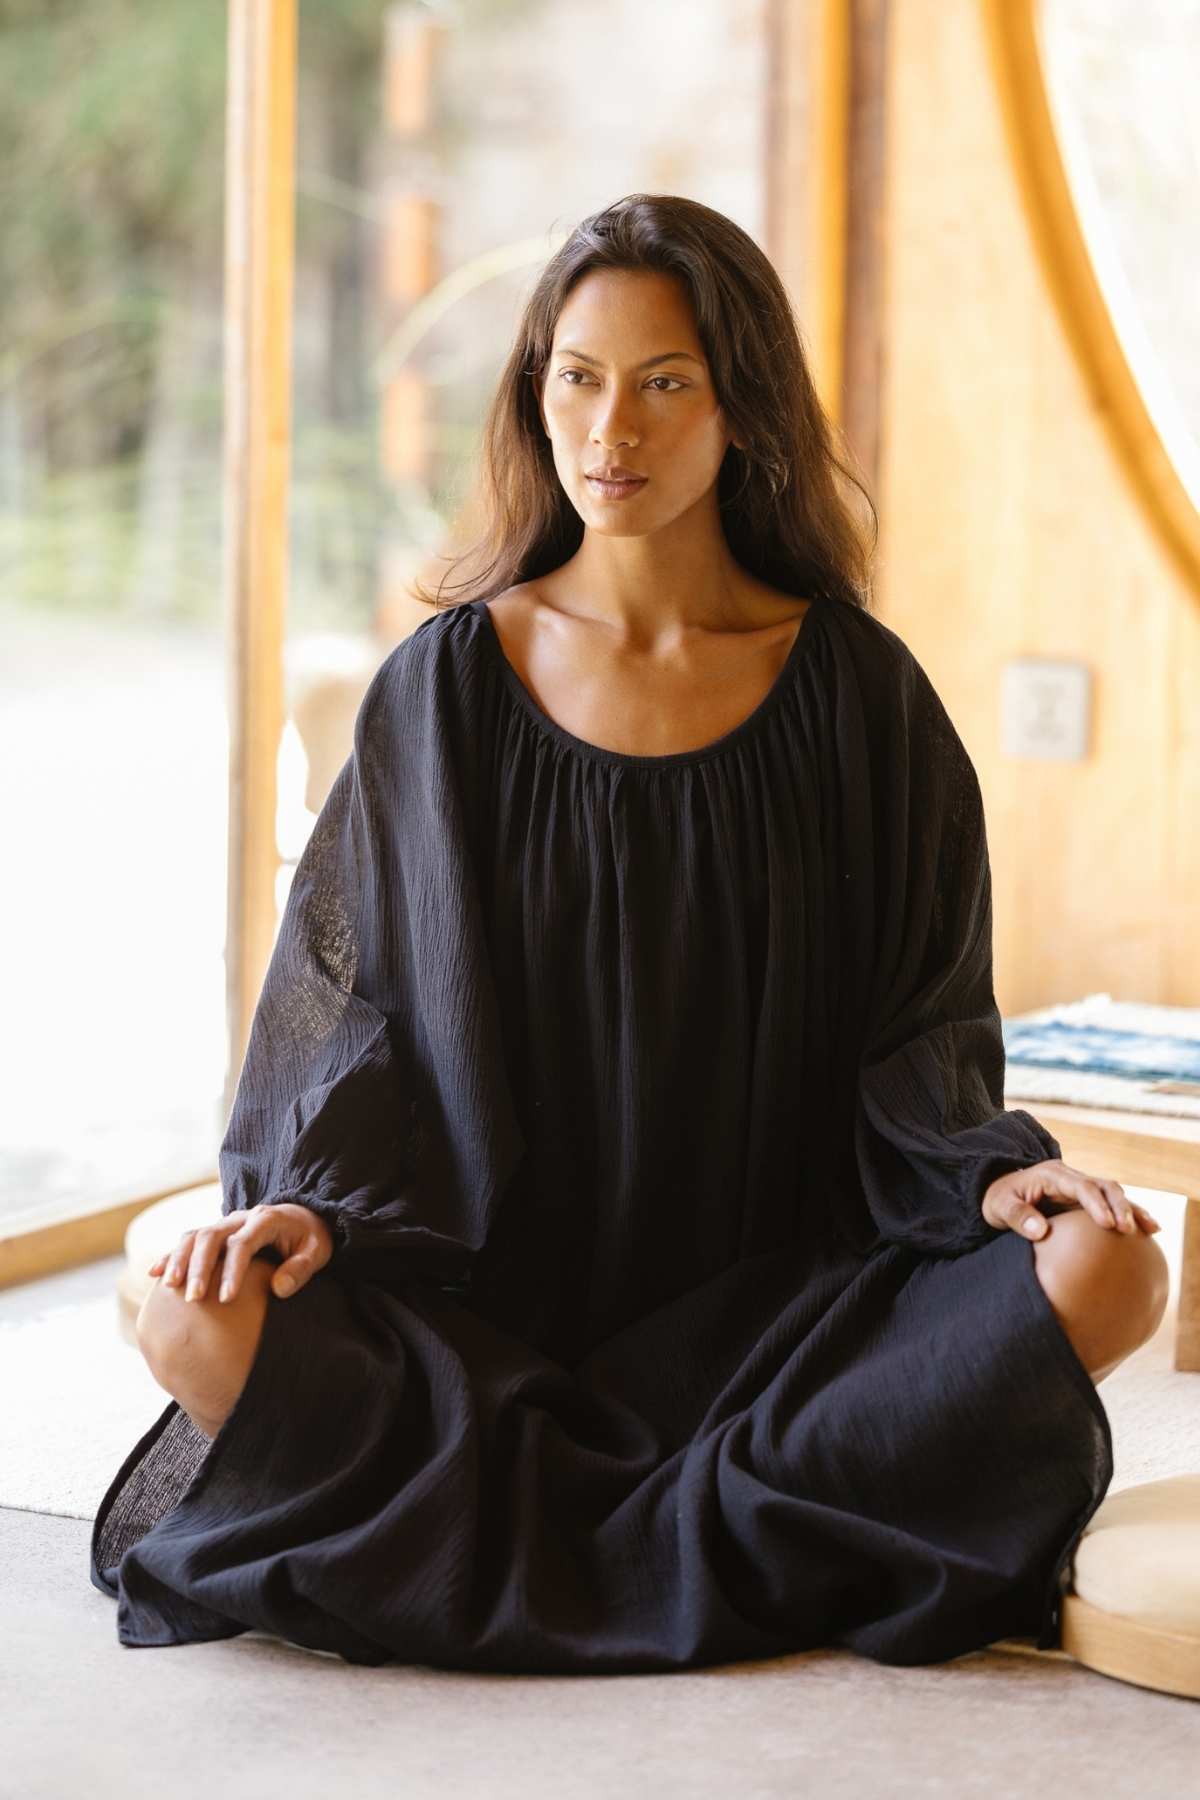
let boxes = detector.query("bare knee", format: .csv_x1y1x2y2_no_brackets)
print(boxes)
1032,1209,1170,1377
136,1255,275,1430
1038,1207,1170,1324
137,1255,259,1361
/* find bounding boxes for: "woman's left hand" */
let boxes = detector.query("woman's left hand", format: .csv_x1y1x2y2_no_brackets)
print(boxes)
980,1159,1162,1241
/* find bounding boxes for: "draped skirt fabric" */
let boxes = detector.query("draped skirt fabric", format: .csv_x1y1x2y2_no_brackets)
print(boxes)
91,1227,1112,1672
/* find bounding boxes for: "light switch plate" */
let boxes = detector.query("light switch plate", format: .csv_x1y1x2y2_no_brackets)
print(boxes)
1000,657,1091,761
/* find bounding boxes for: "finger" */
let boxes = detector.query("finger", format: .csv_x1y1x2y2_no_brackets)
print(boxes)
269,1250,317,1299
217,1213,272,1303
161,1231,197,1287
1129,1201,1162,1234
183,1226,231,1302
217,1239,243,1304
1014,1205,1049,1240
1097,1180,1136,1234
1056,1168,1119,1231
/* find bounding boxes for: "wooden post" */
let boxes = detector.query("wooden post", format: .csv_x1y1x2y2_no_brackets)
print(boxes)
764,0,852,426
222,0,297,1124
764,0,889,490
378,5,446,639
839,0,890,495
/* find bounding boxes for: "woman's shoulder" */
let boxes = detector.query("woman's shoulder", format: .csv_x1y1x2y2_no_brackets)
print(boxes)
371,599,481,685
821,594,942,705
392,597,481,658
820,592,908,662
839,606,982,802
350,601,485,753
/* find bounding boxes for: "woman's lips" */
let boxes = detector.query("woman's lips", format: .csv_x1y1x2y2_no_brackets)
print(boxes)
586,475,648,500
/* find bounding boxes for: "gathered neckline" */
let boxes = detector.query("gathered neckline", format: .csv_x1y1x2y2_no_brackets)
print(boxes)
470,597,822,770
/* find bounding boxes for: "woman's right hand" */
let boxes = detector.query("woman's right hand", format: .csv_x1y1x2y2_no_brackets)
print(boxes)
147,1202,335,1304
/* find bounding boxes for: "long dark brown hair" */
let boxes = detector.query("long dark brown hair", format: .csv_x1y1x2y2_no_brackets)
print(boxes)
410,192,877,613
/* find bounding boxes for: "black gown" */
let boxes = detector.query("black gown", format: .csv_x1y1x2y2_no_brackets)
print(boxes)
89,593,1113,1671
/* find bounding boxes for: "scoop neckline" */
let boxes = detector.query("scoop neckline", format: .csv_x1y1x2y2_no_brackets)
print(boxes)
470,596,822,770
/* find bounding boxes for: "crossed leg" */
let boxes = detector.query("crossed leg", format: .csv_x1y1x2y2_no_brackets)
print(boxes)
1029,1208,1171,1383
133,1208,1170,1440
135,1253,277,1439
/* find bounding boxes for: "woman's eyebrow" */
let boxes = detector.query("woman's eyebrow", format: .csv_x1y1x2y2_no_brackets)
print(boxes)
554,347,705,371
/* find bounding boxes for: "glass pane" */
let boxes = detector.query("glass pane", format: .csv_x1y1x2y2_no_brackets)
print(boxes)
0,3,229,1227
281,0,769,865
1038,0,1200,495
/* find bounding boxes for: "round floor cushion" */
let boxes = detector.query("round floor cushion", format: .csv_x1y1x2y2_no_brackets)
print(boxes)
1063,1472,1200,1698
1072,1474,1200,1633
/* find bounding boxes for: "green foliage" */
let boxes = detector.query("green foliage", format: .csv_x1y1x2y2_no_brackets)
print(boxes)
0,1,228,322
0,0,394,625
0,0,544,625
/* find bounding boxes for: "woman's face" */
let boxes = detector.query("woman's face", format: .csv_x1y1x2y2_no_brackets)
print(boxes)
538,267,741,538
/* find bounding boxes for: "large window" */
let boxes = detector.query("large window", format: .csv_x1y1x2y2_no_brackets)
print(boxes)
2,0,770,1240
1,2,230,1232
1039,0,1200,489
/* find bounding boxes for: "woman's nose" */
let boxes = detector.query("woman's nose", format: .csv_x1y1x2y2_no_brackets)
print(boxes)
589,395,640,447
591,414,638,450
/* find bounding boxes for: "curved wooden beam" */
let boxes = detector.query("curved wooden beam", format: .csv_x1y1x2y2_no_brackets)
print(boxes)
983,0,1200,595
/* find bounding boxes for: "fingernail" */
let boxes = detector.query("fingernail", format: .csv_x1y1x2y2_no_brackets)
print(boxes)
275,1274,295,1297
1024,1218,1043,1236
219,1283,231,1302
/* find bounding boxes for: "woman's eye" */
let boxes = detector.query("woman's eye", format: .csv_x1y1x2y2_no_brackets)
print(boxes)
558,370,685,391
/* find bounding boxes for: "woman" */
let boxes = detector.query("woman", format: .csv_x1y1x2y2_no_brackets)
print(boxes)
91,193,1168,1672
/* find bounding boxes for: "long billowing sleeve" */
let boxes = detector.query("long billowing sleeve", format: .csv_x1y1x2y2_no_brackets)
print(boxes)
851,643,1062,1257
216,621,526,1285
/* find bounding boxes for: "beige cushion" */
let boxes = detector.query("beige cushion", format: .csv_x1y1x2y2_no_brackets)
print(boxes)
1071,1474,1200,1634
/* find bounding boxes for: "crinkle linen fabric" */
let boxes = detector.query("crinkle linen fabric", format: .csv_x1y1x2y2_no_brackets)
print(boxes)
90,594,1113,1672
